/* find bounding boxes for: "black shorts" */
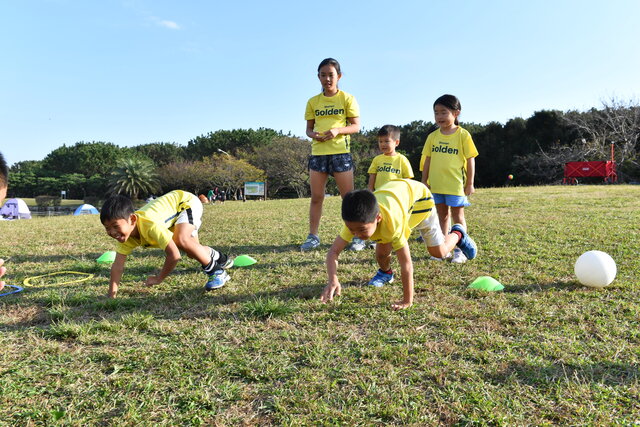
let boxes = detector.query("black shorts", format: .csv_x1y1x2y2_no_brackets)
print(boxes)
308,153,354,175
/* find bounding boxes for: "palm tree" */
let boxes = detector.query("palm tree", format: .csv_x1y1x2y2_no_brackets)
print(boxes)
109,158,160,200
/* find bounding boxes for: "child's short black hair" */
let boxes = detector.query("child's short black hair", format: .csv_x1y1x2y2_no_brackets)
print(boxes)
342,190,379,223
0,152,8,190
378,124,401,140
100,194,134,224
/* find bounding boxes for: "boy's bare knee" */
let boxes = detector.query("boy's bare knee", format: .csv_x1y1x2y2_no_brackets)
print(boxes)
174,234,194,251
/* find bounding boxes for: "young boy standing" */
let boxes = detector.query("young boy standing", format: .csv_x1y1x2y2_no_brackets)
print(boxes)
100,190,233,298
367,125,414,191
320,179,477,310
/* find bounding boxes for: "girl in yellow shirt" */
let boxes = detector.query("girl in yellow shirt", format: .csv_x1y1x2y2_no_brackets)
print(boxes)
300,58,362,252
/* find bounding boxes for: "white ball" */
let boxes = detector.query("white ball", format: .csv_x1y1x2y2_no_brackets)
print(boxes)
574,250,617,288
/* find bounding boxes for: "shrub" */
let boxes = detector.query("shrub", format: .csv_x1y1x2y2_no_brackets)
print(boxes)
35,195,61,208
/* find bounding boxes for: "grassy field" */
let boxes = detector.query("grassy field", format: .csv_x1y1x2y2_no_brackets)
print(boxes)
1,185,639,425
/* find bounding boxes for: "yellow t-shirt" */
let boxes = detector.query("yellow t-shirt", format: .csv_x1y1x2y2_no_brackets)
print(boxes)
368,153,414,190
116,190,196,256
340,179,434,251
305,90,359,155
419,127,479,196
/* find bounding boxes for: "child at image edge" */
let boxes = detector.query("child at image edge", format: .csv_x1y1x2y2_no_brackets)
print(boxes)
300,57,364,252
320,179,478,310
0,152,8,291
420,94,479,264
101,190,233,298
368,124,414,191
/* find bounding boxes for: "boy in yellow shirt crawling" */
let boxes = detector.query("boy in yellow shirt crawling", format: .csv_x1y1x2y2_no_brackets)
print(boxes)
101,190,233,298
320,179,477,310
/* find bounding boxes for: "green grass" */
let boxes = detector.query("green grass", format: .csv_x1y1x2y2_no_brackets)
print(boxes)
1,185,639,425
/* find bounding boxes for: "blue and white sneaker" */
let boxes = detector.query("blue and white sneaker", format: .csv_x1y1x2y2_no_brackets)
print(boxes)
450,224,477,260
215,254,234,270
209,248,234,270
368,269,394,288
300,234,320,252
205,269,230,291
347,237,366,251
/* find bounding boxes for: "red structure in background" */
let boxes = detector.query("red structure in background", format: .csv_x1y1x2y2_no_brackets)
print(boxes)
562,143,617,184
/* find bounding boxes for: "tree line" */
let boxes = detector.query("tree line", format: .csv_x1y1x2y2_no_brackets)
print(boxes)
7,98,639,201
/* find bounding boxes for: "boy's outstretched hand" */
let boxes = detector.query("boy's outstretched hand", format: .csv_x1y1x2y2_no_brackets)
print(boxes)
320,282,341,303
391,300,413,311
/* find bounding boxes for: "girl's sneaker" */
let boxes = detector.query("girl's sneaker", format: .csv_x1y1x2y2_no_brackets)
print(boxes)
205,269,230,291
300,234,320,252
429,252,451,261
368,269,394,287
451,248,467,263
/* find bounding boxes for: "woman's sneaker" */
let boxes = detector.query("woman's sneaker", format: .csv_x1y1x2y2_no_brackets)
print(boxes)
368,269,394,287
450,224,477,260
300,234,320,252
205,269,230,291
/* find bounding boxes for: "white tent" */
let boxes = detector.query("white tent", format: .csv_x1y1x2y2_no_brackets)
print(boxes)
0,198,32,219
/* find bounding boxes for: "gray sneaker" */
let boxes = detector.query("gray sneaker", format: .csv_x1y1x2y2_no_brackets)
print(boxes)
347,237,366,251
300,234,320,251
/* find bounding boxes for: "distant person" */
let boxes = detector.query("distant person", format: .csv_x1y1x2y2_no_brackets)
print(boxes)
420,94,479,264
367,125,413,191
0,152,8,291
320,179,477,310
218,190,226,204
100,190,233,298
207,189,214,202
301,57,364,252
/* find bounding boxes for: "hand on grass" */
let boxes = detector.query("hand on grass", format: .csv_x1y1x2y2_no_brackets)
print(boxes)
391,300,412,311
145,275,163,286
320,282,341,303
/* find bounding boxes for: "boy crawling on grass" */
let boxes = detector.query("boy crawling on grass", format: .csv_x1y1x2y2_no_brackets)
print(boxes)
320,179,477,310
100,190,233,298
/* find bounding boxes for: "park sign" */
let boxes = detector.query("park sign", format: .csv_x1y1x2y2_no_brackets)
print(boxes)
244,181,265,197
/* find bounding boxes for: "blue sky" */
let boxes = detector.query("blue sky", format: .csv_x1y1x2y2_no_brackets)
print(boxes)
2,0,639,165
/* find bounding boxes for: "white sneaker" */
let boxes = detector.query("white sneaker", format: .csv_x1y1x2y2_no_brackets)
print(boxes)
451,248,467,264
429,252,451,261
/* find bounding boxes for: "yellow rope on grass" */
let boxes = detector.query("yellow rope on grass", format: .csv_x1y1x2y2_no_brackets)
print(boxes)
23,271,95,286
